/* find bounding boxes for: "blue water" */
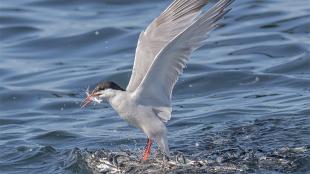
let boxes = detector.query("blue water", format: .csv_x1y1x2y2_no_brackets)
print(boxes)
1,0,310,173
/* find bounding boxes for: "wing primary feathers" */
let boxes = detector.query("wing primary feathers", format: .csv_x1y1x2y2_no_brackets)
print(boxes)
126,0,210,92
133,0,234,122
171,1,207,21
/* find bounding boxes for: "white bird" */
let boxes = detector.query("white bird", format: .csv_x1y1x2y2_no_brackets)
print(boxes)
81,0,234,161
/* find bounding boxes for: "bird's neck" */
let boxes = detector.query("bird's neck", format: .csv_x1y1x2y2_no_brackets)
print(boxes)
106,89,128,114
104,89,125,102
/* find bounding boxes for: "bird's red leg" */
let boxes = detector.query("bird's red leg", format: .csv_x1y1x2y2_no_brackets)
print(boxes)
142,138,153,161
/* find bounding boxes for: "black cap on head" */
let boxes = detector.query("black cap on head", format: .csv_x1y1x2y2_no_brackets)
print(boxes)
93,81,125,92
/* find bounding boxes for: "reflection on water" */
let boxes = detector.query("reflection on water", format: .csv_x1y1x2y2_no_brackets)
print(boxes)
0,0,310,173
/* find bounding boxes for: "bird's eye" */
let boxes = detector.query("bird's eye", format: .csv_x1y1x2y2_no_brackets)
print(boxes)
96,85,107,91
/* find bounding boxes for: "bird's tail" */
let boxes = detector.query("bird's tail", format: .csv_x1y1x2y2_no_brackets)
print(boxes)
156,132,170,157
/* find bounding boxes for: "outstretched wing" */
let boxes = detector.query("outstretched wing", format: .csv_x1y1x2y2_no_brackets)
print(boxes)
126,0,208,92
133,0,234,122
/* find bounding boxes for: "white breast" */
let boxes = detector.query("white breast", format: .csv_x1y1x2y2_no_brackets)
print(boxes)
108,91,166,139
108,92,141,128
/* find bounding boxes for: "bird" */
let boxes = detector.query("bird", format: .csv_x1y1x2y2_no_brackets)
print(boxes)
81,0,234,161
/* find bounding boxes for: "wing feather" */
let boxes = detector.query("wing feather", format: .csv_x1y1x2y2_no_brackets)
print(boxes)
133,0,234,122
126,0,208,92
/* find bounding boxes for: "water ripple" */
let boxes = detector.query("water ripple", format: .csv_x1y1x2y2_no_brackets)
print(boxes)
1,0,310,173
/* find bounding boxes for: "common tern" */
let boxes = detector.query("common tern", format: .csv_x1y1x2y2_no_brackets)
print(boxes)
81,0,234,161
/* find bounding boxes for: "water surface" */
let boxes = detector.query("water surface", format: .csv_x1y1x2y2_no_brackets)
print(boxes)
0,0,310,173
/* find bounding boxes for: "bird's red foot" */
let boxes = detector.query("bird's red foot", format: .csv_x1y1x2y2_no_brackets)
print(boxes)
142,138,153,161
